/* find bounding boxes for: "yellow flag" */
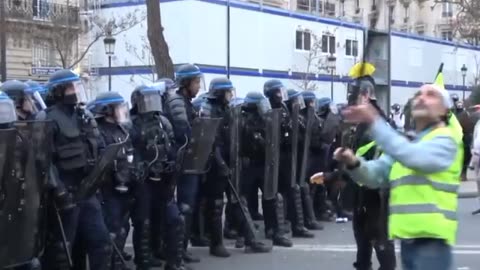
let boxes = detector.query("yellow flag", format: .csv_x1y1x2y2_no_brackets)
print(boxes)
348,62,376,79
434,63,445,90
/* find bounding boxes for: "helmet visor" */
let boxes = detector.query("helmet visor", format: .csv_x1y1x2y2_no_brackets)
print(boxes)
278,87,288,102
32,91,46,111
137,92,163,113
257,98,272,115
0,99,17,123
225,88,236,103
114,102,130,124
73,80,88,105
292,95,306,110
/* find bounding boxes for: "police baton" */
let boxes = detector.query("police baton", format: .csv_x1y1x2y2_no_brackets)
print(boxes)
53,201,73,268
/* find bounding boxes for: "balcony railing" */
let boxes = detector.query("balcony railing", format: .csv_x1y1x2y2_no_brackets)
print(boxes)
6,0,79,25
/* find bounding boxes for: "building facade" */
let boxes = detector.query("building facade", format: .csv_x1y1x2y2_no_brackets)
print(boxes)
88,0,479,110
2,0,90,81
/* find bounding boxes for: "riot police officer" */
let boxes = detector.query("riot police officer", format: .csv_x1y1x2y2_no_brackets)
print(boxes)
130,84,186,270
1,80,46,120
263,80,313,239
240,91,292,247
90,92,133,270
164,64,204,263
0,91,50,270
347,77,396,270
41,69,112,270
198,77,235,257
297,91,324,230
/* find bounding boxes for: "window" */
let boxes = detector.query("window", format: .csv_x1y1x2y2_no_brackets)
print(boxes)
325,1,335,15
32,0,51,20
441,30,453,41
297,0,309,11
417,29,425,35
442,2,452,17
345,39,358,57
389,6,395,24
295,30,311,51
321,34,336,54
32,39,55,67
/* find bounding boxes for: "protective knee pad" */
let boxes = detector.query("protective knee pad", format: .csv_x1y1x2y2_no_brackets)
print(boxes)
274,193,287,235
179,203,192,215
44,241,71,270
133,220,152,266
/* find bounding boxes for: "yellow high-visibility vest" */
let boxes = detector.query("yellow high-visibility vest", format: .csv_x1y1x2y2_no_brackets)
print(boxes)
388,126,463,245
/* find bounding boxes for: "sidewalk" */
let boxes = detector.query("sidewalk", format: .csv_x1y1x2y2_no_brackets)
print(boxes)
459,181,479,198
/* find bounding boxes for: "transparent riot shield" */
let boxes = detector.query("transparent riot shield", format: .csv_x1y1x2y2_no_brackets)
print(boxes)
298,107,314,186
263,109,281,201
182,117,222,174
74,138,128,202
0,120,53,267
229,106,242,203
289,104,300,187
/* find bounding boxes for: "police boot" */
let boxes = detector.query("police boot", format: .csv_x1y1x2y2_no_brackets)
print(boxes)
132,220,153,270
300,184,324,230
190,199,210,247
264,194,292,247
375,241,396,270
112,231,132,270
179,204,201,264
165,214,188,270
208,199,230,258
289,185,314,238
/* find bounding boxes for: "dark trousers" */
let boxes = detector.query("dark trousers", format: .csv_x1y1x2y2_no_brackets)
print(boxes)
352,188,396,270
44,195,112,270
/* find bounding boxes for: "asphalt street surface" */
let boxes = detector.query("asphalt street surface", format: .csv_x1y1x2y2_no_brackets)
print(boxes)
123,198,480,270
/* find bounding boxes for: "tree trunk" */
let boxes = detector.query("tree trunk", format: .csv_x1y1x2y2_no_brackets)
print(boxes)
146,0,174,79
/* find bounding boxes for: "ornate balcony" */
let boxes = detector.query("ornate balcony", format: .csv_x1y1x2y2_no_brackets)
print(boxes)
6,0,80,26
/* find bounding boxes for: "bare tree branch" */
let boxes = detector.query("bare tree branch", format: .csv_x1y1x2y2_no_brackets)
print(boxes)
146,0,174,79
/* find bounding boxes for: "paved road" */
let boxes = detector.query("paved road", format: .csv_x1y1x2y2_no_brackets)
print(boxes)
123,198,480,270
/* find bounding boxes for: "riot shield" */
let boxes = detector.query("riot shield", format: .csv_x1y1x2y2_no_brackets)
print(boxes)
74,138,127,202
182,117,222,174
289,104,300,187
263,109,281,201
0,121,53,267
298,107,314,186
229,106,242,203
321,111,342,145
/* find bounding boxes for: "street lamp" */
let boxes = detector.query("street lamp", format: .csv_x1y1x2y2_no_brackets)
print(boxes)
327,54,337,100
461,64,467,100
103,35,116,91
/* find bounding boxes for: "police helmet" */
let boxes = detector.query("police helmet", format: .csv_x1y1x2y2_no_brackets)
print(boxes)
450,93,459,103
208,77,235,102
0,91,17,124
391,103,401,112
286,89,306,110
48,69,87,105
91,91,129,123
316,97,332,115
348,77,376,105
244,91,271,115
156,78,176,91
1,80,45,113
175,64,203,88
263,79,288,101
301,91,317,108
130,85,163,114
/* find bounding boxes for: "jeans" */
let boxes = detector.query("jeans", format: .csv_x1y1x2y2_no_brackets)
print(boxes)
400,239,452,270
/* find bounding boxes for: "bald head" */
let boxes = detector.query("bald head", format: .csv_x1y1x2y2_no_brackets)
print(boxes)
411,84,450,122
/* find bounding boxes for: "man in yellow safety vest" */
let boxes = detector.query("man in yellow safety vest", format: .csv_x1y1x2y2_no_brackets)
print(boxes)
334,84,463,270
